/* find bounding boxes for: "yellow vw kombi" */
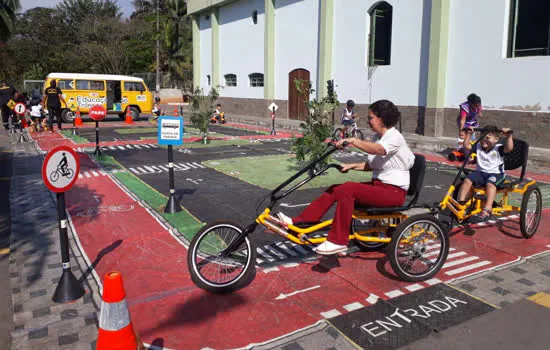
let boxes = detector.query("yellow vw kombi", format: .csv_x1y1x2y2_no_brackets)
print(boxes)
43,73,154,122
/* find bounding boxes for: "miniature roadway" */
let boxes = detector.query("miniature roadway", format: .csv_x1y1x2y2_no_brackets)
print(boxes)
30,121,550,350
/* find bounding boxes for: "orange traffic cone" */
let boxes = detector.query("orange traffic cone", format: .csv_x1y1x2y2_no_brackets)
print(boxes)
173,106,179,118
96,271,145,350
125,107,133,124
21,118,28,128
74,106,83,126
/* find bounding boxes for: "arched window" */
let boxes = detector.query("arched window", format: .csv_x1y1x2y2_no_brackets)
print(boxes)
224,74,237,87
249,73,264,87
368,2,393,66
252,10,258,24
508,0,550,57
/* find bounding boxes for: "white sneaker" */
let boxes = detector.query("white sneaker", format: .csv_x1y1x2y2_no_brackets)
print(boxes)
276,212,293,226
315,241,347,255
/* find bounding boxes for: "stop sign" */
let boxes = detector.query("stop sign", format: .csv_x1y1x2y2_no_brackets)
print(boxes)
89,105,107,121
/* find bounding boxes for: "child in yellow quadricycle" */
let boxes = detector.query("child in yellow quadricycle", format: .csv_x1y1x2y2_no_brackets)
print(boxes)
456,125,514,223
210,104,226,124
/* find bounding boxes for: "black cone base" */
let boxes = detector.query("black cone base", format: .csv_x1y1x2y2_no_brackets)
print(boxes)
52,269,85,303
164,194,181,213
93,147,102,156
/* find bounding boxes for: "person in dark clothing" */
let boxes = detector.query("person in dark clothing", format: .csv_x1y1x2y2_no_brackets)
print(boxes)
42,80,67,131
0,80,20,130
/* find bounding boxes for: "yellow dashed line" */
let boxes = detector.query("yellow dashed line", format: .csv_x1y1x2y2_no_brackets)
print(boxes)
527,292,550,308
0,248,10,255
0,177,10,181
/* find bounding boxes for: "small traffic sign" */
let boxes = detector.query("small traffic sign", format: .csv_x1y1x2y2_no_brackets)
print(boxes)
268,102,279,112
89,105,107,121
14,102,26,116
158,116,184,146
42,146,80,193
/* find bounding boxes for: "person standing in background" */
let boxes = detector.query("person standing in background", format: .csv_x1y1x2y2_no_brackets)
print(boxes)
0,80,20,130
457,93,483,140
42,80,67,131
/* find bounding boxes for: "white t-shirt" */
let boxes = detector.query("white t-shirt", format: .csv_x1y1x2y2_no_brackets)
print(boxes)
475,143,505,174
30,105,42,117
367,127,415,190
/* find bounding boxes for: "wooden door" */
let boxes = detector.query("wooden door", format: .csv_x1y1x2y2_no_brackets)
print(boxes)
288,69,310,121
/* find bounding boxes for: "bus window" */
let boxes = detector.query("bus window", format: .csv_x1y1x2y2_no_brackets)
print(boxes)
76,80,105,90
57,79,74,90
124,82,146,92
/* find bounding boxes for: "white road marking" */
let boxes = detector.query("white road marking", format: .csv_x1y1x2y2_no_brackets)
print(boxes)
442,256,479,269
366,294,379,304
385,290,405,298
91,170,99,177
320,310,342,319
424,278,442,286
445,260,492,276
275,242,298,257
275,285,321,300
405,284,424,292
343,302,364,312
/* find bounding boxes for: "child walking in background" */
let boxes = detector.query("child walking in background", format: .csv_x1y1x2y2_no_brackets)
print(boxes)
457,93,483,140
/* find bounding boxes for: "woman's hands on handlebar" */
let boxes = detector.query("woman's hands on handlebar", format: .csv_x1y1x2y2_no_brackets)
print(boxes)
335,138,353,149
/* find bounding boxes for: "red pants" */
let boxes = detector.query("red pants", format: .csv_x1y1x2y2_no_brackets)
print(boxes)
293,180,407,245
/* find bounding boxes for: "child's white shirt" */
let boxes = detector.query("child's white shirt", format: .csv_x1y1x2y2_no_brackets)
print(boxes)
30,105,42,117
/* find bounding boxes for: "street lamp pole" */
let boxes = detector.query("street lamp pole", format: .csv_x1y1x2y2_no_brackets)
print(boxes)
156,0,160,93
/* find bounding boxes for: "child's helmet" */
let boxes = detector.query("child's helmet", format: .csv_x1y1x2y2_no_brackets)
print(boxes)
154,96,161,103
346,100,355,108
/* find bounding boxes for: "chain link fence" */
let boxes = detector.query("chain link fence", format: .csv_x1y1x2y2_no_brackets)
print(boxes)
131,71,193,92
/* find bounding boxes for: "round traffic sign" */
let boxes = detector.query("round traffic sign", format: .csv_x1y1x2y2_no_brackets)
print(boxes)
42,146,80,193
14,102,26,116
89,105,107,121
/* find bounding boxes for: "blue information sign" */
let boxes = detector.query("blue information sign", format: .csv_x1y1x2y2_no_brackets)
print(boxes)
158,116,184,146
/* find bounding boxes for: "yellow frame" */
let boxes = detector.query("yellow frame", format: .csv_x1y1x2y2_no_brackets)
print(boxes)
439,179,536,223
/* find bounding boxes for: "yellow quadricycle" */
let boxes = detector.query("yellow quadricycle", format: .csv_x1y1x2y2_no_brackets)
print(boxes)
187,142,450,293
441,127,542,238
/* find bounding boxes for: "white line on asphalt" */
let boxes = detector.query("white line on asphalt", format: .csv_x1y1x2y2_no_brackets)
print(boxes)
109,146,117,150
424,278,442,285
117,145,125,150
78,174,83,178
508,214,519,219
385,290,405,298
445,260,492,276
130,168,139,174
275,285,321,300
289,242,310,255
177,163,190,170
149,144,158,148
366,294,379,304
91,170,99,177
442,256,479,269
133,144,142,149
262,266,280,274
158,165,169,172
282,262,299,268
405,284,424,292
264,245,287,260
136,167,148,174
144,166,156,173
343,302,364,312
320,310,342,319
84,172,91,178
275,242,298,256
141,144,150,148
256,247,275,262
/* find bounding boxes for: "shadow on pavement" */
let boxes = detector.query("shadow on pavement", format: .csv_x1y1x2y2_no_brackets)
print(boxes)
79,239,122,283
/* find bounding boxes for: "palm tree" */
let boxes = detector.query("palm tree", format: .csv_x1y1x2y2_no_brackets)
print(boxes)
0,0,21,42
162,0,191,88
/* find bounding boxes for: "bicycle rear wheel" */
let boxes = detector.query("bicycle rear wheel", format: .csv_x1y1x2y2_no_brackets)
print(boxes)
332,128,347,141
353,129,365,140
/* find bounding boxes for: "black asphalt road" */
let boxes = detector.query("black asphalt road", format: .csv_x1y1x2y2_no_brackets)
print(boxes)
77,124,266,143
112,141,465,249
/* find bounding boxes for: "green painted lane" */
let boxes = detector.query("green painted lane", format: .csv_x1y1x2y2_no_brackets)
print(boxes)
60,130,89,144
95,155,204,241
204,154,372,190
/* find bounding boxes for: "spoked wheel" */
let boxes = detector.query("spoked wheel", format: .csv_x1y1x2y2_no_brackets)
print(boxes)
332,128,347,141
187,221,256,293
520,185,542,238
352,129,365,141
388,215,449,282
352,218,391,251
50,170,60,182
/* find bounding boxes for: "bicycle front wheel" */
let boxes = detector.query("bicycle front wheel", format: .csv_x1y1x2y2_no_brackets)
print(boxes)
353,129,365,141
187,221,256,293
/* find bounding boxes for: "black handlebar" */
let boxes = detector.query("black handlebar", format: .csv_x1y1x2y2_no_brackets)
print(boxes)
461,127,513,135
269,142,348,205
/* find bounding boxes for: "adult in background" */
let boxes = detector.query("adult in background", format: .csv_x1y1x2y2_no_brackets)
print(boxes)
457,93,483,140
42,80,67,131
0,80,20,130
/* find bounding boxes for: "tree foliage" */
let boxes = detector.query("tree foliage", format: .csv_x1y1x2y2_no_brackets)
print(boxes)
0,0,191,92
0,0,21,41
291,79,340,168
190,86,219,137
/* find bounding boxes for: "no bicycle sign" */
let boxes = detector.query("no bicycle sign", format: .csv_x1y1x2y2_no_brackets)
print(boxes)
42,146,80,193
158,116,184,146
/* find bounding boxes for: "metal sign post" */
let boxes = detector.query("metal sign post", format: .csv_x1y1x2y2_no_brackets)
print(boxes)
89,105,107,156
42,146,85,303
268,102,278,136
158,115,184,213
13,102,27,143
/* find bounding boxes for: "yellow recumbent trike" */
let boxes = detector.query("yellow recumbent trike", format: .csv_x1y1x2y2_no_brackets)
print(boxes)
187,142,450,293
439,126,542,238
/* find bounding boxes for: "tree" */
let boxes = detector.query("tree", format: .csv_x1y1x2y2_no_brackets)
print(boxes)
162,0,191,88
0,0,21,42
291,79,340,168
190,86,219,143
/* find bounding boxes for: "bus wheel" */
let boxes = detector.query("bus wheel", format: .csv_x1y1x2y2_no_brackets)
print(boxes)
128,106,140,121
61,109,75,123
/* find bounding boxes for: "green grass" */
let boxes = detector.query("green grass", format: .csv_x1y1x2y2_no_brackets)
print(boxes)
204,154,372,190
168,139,252,149
60,130,89,144
114,127,158,134
95,155,204,241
